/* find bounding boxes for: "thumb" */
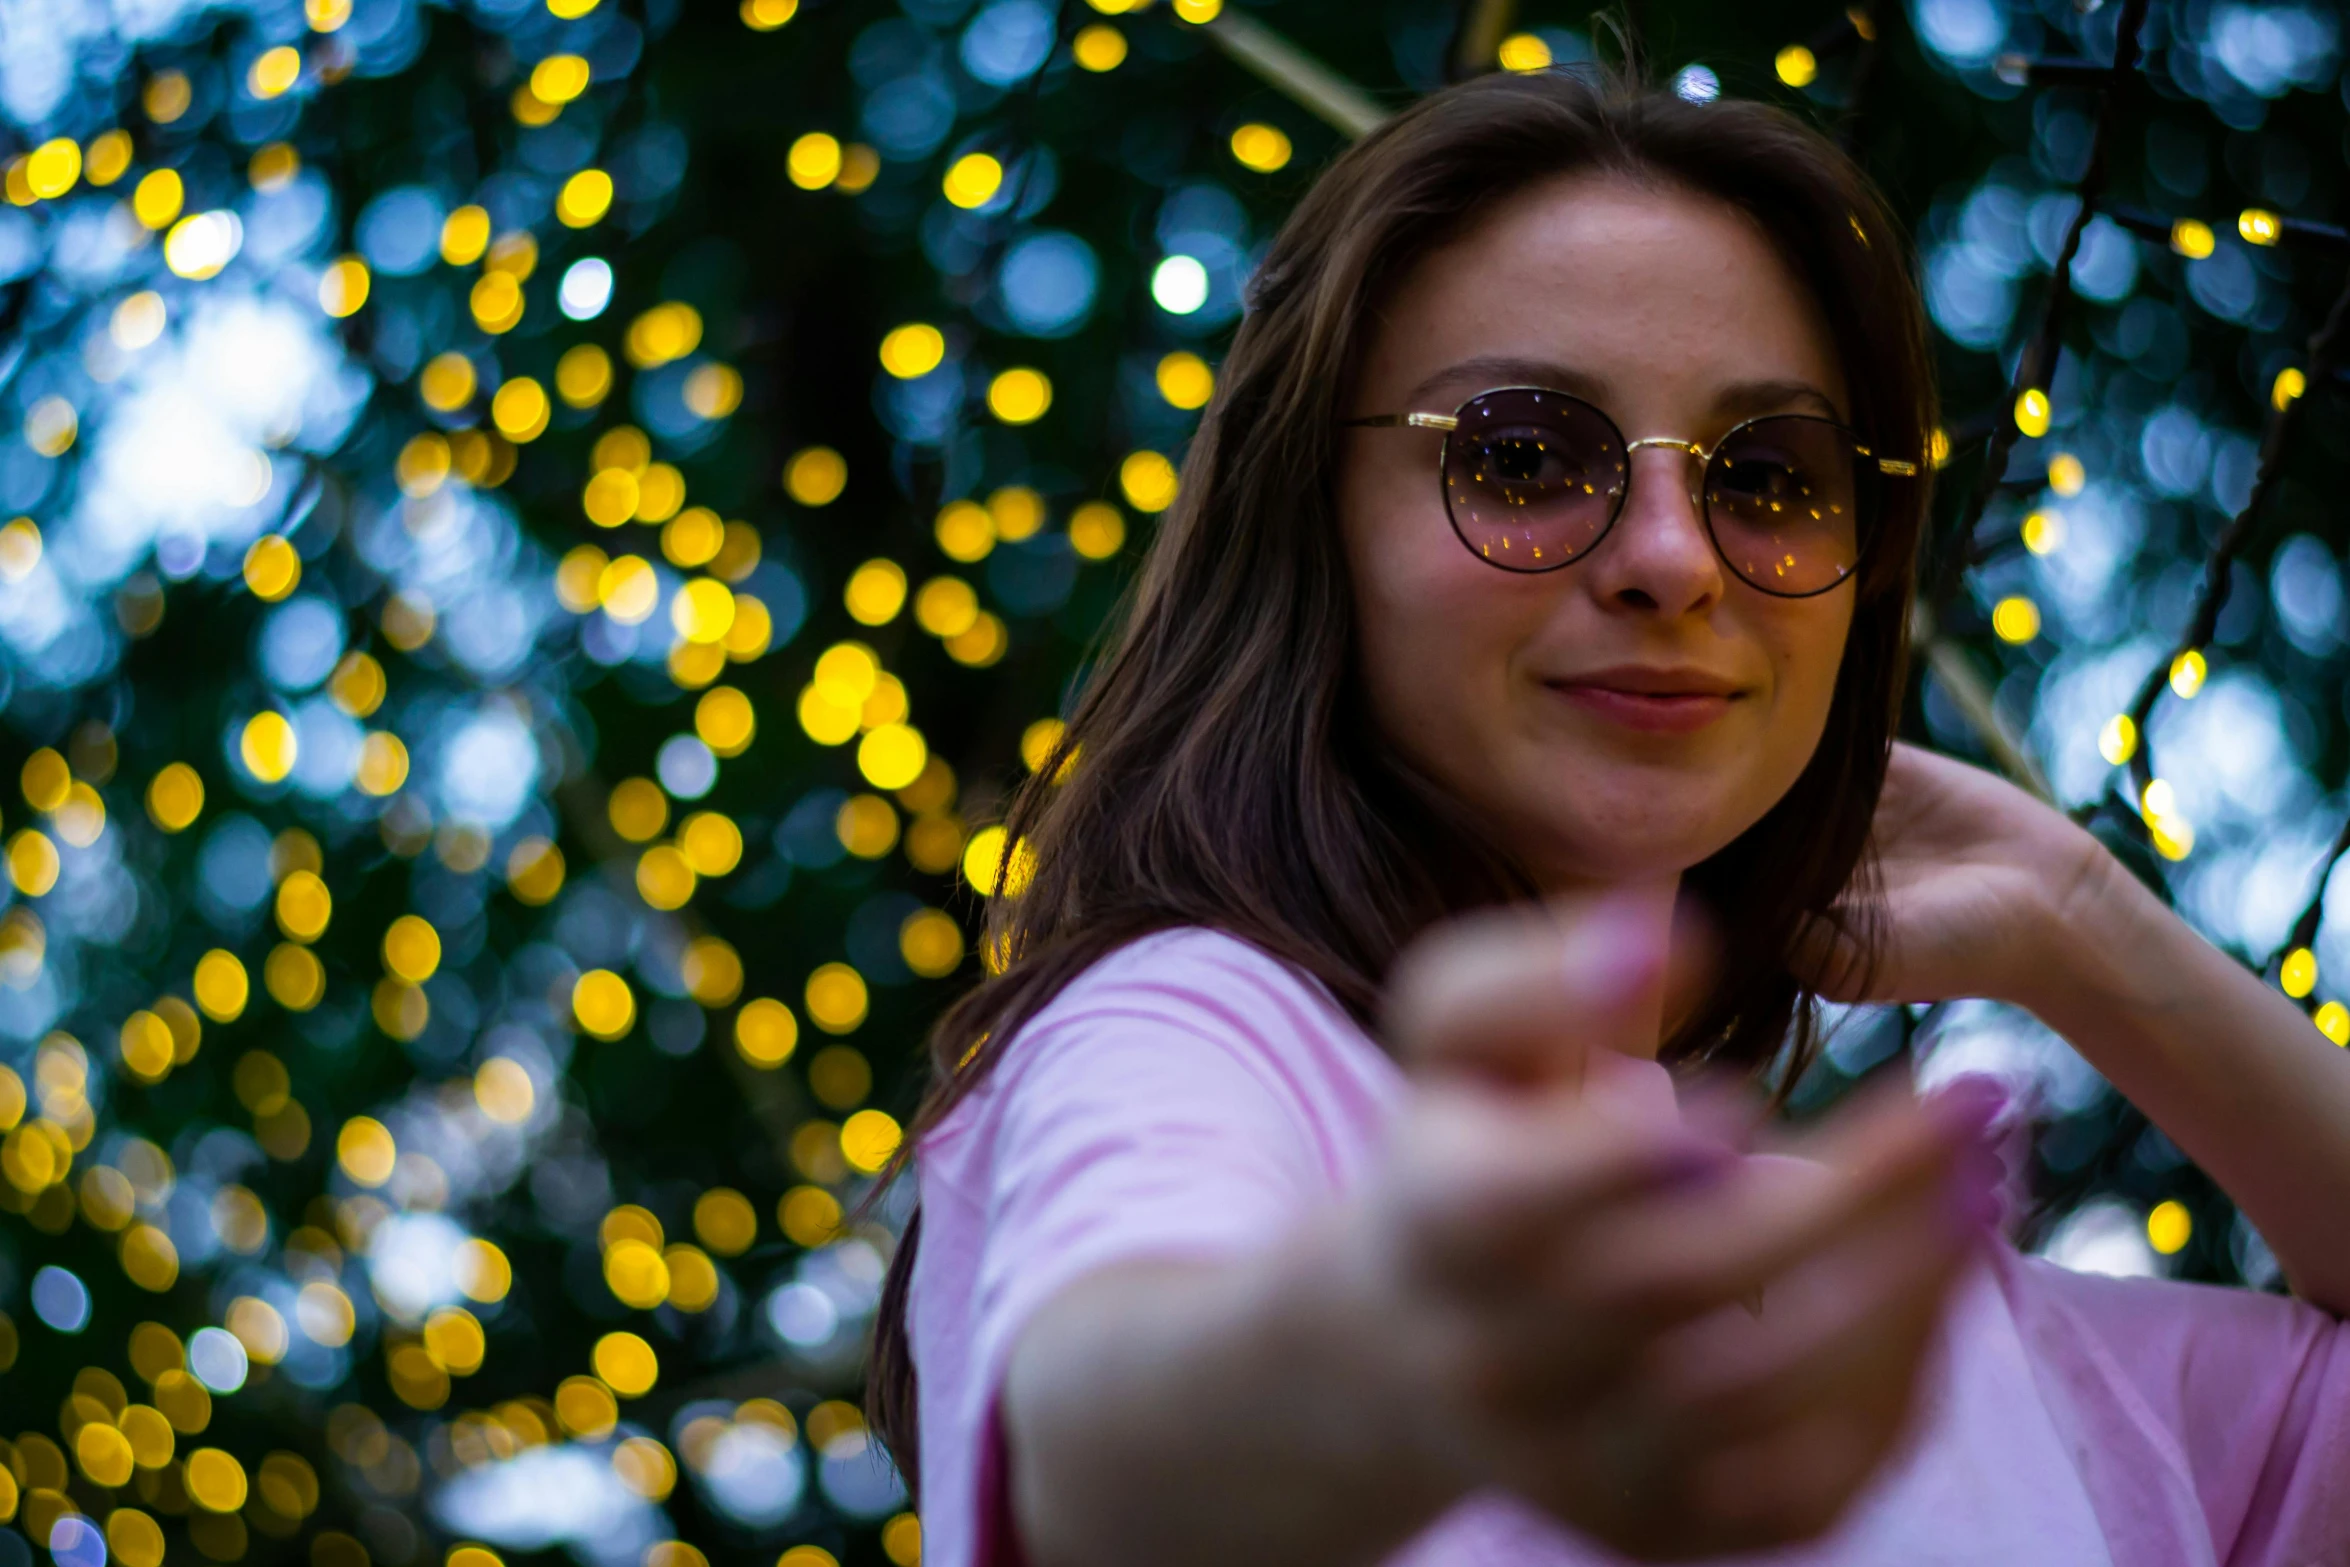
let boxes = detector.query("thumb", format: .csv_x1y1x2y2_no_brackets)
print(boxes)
1383,891,1667,1088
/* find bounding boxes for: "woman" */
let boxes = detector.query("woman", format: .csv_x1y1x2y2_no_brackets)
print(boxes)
868,69,2350,1566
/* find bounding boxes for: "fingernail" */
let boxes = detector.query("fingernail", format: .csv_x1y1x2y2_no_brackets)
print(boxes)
1561,914,1661,1008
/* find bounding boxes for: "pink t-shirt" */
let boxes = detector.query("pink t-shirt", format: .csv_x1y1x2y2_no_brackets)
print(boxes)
910,928,2350,1567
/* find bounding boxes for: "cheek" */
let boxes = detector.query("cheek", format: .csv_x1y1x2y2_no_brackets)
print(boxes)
1764,599,1857,758
1342,463,1523,755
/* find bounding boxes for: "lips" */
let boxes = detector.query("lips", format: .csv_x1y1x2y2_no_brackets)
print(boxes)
1544,666,1747,734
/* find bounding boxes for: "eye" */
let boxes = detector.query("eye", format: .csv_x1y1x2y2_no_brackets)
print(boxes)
1472,426,1588,489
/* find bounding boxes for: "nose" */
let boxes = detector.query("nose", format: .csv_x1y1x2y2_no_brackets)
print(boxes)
1584,444,1726,618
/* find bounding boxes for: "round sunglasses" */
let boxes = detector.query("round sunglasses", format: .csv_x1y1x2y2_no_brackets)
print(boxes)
1345,386,1918,599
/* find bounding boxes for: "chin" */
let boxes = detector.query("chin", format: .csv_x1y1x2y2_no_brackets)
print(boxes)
1504,762,1762,882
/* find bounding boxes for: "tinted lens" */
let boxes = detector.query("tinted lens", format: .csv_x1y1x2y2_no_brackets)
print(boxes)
1703,416,1867,596
1442,389,1625,572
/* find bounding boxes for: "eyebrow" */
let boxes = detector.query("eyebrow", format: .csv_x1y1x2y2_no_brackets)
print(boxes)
1397,356,1848,425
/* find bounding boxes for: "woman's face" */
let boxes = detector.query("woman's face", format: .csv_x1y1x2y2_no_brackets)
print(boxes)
1339,173,1858,890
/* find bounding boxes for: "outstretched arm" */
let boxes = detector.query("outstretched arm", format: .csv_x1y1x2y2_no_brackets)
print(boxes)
1807,743,2350,1315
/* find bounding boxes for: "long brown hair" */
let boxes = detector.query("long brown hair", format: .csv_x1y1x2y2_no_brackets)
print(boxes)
868,64,1935,1485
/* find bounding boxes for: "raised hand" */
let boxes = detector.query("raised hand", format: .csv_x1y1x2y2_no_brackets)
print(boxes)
1794,741,2117,1008
1369,895,1993,1560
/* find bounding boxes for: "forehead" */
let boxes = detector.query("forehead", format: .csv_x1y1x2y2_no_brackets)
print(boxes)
1361,172,1850,417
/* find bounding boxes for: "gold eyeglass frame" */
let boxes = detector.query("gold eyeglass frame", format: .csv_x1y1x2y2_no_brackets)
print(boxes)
1345,385,1919,599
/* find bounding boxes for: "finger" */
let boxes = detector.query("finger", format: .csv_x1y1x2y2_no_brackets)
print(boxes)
1383,890,1669,1085
1463,1137,1972,1422
1394,1088,1739,1282
1567,1082,1987,1326
1642,1192,1973,1445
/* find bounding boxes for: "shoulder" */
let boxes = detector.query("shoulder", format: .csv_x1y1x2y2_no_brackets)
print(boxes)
926,925,1401,1174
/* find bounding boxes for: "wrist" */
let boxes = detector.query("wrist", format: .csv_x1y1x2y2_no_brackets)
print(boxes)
2004,829,2168,1028
1269,1203,1482,1515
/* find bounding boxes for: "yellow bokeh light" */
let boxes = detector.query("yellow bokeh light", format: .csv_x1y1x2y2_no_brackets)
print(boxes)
788,133,842,190
678,812,743,877
846,559,909,625
683,363,742,419
946,611,1008,668
607,777,670,844
319,254,371,317
558,168,614,228
133,167,184,230
193,949,249,1022
1228,123,1291,173
471,270,525,334
914,576,980,639
275,869,331,943
145,70,193,123
879,322,946,379
506,837,566,906
636,844,696,910
785,446,847,506
1497,32,1551,71
456,1237,513,1302
22,138,81,202
382,914,441,984
420,351,479,412
599,554,659,622
780,1185,841,1248
804,963,869,1034
2280,946,2318,999
240,711,299,783
1990,595,2040,644
934,499,994,562
531,53,593,104
264,942,325,1011
1156,350,1214,409
858,724,928,791
900,908,964,978
987,367,1052,424
2315,1002,2349,1047
735,997,800,1067
1072,23,1127,71
1120,449,1179,511
557,343,613,408
742,0,799,29
840,1109,902,1175
1069,501,1125,560
2013,388,2051,439
943,151,1004,209
492,377,551,441
248,46,302,99
423,1306,485,1374
681,935,743,1006
440,203,491,265
243,534,301,601
325,1121,399,1201
604,1239,670,1309
595,1331,659,1396
836,793,899,859
2238,207,2281,246
694,1188,758,1254
6,829,57,897
573,968,636,1039
2146,1199,2191,1255
696,686,756,756
2046,451,2085,496
85,129,133,187
1775,43,1818,86
625,301,703,368
112,290,167,351
249,142,300,191
670,576,736,644
2169,218,2214,259
186,1447,249,1512
2273,367,2306,411
2098,713,2137,766
2169,648,2206,699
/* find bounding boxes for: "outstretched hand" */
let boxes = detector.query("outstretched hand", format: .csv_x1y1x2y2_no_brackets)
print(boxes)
1794,742,2117,1010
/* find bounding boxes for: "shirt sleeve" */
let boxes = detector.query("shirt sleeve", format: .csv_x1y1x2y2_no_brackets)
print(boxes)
928,936,1377,1567
1998,1250,2350,1567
